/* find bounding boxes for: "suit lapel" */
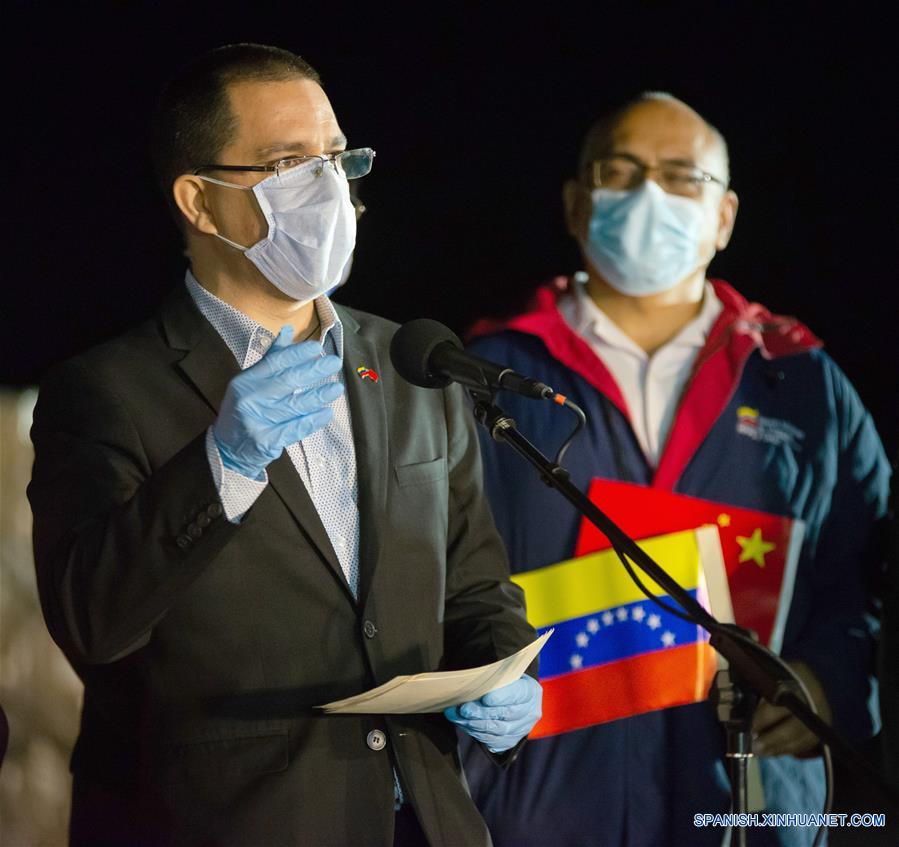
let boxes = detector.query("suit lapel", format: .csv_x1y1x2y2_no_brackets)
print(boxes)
160,285,353,602
265,454,352,602
175,324,239,416
339,310,389,607
159,285,240,417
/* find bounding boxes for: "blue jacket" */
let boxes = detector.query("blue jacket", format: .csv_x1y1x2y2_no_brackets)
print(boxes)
461,279,890,847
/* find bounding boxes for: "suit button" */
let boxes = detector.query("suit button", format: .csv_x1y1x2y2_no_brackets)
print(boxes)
187,523,203,539
176,535,191,549
206,502,223,519
362,620,378,639
366,730,386,751
196,512,211,528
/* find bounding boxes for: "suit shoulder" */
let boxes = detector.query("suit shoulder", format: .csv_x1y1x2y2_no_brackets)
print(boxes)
39,312,168,399
334,304,400,343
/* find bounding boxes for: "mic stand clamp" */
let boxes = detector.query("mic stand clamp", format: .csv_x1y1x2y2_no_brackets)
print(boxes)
470,391,571,485
470,391,515,442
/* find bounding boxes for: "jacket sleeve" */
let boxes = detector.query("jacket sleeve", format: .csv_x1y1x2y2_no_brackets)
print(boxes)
783,358,891,742
439,381,537,674
28,358,240,666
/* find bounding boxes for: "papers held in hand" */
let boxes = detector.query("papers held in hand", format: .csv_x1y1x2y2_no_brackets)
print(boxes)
319,630,553,714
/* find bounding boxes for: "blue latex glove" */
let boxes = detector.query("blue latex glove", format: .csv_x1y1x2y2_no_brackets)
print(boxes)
444,674,542,753
213,325,344,479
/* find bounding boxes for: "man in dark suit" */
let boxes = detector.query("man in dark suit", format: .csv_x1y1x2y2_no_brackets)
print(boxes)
27,44,540,847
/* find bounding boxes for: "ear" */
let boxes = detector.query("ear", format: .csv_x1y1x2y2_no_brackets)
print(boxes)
715,189,739,251
563,179,590,240
173,175,219,235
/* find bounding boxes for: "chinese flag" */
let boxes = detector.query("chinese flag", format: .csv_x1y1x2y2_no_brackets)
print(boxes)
574,480,804,650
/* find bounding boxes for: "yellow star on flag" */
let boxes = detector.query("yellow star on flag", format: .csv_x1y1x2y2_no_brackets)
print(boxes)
717,513,731,527
736,528,776,568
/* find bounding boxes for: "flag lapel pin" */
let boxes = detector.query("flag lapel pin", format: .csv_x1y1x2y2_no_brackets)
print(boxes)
356,365,379,383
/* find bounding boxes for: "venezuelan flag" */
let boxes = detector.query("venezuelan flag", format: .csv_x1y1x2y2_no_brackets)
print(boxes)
514,529,717,738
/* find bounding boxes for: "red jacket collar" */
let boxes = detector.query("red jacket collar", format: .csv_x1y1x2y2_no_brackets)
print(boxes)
704,278,822,360
470,277,821,362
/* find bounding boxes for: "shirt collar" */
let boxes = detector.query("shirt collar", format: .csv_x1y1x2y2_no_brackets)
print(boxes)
185,270,343,369
567,277,723,360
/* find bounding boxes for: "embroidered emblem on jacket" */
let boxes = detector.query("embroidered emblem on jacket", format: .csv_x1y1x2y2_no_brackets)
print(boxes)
736,407,804,449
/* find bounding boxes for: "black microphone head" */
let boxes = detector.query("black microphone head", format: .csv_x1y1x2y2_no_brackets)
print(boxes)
390,319,463,389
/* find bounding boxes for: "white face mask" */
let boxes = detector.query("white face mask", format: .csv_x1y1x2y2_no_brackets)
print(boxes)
199,159,357,303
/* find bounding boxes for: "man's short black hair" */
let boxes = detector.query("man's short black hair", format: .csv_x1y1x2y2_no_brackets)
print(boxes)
151,43,321,220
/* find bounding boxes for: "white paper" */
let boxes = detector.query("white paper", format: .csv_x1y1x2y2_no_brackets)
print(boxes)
319,630,553,714
694,524,735,624
769,518,805,654
695,523,735,670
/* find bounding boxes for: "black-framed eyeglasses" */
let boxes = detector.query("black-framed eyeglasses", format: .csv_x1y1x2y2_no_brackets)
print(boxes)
588,155,726,199
193,147,375,180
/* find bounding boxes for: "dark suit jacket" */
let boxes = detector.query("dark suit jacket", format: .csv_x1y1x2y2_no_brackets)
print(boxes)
28,285,535,847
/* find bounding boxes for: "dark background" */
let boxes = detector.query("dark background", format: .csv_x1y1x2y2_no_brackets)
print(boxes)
1,3,896,839
2,1,895,454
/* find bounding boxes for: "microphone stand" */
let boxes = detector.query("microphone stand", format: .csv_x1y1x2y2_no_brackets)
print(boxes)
468,391,899,844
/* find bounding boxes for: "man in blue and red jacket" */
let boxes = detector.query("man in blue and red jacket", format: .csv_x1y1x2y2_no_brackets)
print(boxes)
461,93,890,846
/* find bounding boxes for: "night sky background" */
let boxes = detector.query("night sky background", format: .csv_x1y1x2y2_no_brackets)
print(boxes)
3,2,895,455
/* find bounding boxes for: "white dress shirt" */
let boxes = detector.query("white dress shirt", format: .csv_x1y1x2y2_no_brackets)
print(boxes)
557,278,723,467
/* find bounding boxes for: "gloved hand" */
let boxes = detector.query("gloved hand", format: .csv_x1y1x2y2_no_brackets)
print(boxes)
213,325,344,479
444,674,542,753
752,660,833,757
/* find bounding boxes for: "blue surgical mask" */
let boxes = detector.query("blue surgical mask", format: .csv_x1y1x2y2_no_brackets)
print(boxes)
584,180,704,296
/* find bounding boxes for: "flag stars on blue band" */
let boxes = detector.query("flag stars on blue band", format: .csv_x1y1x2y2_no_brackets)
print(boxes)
537,590,709,680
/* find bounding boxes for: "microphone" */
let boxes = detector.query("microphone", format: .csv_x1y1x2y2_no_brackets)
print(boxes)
389,319,554,400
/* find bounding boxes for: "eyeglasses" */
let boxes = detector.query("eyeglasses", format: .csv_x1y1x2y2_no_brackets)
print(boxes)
588,155,726,199
193,147,376,180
